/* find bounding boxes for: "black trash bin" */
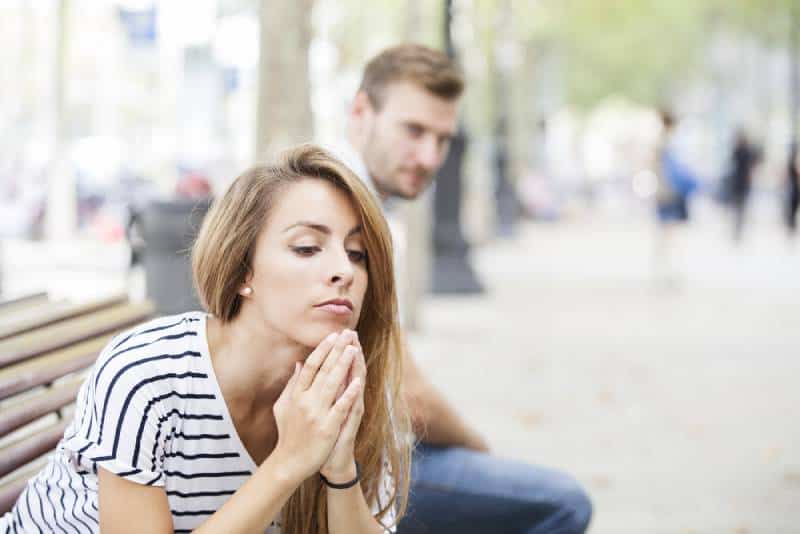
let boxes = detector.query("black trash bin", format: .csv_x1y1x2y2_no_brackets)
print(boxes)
139,198,212,315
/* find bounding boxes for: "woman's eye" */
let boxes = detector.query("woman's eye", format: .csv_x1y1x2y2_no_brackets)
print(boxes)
292,246,320,256
347,250,367,263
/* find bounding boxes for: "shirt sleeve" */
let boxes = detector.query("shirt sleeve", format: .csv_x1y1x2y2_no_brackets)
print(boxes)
63,334,168,487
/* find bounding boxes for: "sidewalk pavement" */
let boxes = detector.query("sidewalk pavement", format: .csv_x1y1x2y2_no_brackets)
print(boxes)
407,215,800,533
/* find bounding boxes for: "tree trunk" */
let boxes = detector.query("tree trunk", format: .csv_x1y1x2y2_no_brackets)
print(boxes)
254,0,315,162
46,0,77,241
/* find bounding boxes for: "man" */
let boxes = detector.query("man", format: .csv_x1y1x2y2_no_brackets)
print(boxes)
339,44,592,533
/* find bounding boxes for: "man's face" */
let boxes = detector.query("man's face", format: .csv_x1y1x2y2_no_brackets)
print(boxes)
358,81,459,200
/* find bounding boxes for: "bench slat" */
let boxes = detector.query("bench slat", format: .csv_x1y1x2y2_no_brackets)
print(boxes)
0,293,127,341
0,293,50,319
0,419,69,479
0,457,48,515
0,296,156,516
0,378,84,436
0,293,48,310
0,336,108,401
0,301,155,369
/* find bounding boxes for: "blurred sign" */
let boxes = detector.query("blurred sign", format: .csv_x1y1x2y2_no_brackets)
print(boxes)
118,6,157,46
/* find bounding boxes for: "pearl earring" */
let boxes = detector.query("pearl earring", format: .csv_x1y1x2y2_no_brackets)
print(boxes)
242,287,253,296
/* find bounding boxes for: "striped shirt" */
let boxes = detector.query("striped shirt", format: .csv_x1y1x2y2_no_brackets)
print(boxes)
2,312,396,533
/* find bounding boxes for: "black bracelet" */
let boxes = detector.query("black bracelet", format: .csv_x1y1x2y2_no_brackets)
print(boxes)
320,463,360,489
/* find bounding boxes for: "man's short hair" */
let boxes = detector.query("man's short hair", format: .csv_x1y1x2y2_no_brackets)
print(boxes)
359,43,464,110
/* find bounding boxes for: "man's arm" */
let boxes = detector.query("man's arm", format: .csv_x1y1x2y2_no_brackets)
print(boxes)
402,346,489,452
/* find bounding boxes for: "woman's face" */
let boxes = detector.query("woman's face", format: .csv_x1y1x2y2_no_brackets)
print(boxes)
245,178,369,348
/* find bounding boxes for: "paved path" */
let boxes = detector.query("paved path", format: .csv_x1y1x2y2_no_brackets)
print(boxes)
408,214,800,533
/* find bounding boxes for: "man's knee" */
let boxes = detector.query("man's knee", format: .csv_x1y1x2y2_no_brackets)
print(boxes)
548,474,592,533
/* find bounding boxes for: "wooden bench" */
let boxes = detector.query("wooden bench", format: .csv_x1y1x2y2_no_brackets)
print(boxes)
0,293,155,515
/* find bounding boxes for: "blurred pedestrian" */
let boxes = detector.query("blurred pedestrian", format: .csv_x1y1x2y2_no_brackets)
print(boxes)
653,110,700,284
787,142,799,238
727,129,761,242
337,43,592,534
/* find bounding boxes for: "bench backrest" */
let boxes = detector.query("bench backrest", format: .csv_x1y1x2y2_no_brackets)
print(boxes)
0,293,155,514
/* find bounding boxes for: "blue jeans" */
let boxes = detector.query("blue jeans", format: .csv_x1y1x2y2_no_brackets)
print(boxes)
396,444,592,534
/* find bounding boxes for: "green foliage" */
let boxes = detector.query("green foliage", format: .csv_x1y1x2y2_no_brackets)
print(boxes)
548,0,710,107
711,0,796,44
514,0,797,108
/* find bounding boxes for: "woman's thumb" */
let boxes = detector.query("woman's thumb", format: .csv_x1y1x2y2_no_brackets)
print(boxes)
287,362,301,391
277,362,301,403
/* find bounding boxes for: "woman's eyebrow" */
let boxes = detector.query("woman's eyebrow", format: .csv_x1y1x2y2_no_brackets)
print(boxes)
283,221,330,234
283,221,362,237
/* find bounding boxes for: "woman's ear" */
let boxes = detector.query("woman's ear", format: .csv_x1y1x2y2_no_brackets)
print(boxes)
239,267,254,297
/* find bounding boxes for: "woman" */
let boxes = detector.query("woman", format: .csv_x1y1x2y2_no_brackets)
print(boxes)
653,110,699,284
2,145,411,533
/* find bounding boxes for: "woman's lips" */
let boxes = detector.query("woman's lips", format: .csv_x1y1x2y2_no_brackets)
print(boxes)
315,303,353,316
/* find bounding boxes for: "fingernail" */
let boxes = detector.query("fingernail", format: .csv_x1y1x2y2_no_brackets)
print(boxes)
326,332,337,342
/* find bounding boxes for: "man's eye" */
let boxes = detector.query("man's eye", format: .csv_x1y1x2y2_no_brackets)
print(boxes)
347,250,367,263
406,124,424,137
292,246,320,256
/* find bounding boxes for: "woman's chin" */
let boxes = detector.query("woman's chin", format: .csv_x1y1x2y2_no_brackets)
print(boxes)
294,312,361,349
296,326,347,351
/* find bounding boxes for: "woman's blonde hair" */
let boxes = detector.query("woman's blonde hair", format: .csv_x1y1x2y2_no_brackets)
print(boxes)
191,144,410,532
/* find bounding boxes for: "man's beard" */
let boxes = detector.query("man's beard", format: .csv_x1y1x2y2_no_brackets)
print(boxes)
375,167,431,200
362,126,432,200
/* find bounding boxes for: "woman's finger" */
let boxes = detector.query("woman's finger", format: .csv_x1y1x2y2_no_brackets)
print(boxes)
355,345,366,381
318,346,356,407
351,331,366,380
334,350,355,401
339,396,365,445
287,361,301,392
297,332,338,391
328,376,361,428
310,331,354,398
316,330,354,378
275,362,301,410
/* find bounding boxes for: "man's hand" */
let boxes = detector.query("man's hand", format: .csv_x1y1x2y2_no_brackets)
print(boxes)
462,429,490,453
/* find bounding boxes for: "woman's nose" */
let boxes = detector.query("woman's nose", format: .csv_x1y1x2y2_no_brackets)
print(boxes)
329,251,354,286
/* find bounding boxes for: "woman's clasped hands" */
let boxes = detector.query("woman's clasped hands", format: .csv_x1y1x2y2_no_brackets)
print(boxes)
272,329,367,486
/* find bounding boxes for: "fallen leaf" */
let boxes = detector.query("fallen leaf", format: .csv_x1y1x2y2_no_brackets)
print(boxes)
591,474,612,489
515,412,543,428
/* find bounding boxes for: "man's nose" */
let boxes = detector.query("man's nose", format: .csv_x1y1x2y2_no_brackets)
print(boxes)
415,135,441,170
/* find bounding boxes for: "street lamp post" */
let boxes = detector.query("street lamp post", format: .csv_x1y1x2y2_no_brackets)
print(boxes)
430,0,484,294
787,2,799,236
493,0,519,237
791,2,799,148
